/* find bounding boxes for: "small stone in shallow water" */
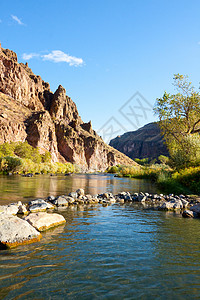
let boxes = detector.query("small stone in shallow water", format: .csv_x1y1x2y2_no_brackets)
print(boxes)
47,195,55,201
85,194,92,200
28,199,54,212
68,192,78,199
52,196,69,207
18,204,28,215
29,203,48,213
159,199,183,210
77,199,84,205
76,189,84,196
182,210,196,218
102,193,109,199
138,195,146,202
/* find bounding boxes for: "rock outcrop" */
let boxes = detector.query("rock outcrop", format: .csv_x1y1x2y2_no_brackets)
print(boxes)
0,44,136,170
109,122,168,160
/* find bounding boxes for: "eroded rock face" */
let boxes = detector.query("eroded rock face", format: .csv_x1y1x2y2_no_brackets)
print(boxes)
0,47,50,111
0,44,136,171
109,122,168,160
26,111,60,162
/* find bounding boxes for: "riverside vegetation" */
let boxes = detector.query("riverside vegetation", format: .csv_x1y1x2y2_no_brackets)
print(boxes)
107,162,200,195
108,75,200,196
0,141,76,174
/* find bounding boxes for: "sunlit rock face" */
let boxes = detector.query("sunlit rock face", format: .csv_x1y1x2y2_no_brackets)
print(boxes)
0,44,136,171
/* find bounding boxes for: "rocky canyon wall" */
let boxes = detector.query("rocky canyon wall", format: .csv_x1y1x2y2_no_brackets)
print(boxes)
0,44,135,171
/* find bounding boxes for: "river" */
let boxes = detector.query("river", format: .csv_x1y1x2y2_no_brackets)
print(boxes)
0,174,200,299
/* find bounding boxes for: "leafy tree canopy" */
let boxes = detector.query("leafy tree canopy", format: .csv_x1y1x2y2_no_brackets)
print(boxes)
154,74,200,168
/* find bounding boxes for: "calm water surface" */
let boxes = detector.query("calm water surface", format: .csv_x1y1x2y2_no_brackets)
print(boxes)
0,174,200,299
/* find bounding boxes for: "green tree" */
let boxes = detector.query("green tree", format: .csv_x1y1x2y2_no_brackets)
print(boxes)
154,74,200,168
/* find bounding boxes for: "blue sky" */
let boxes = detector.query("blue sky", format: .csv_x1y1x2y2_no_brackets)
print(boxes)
1,0,200,142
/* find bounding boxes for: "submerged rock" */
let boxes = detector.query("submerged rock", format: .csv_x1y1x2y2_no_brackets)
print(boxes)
24,212,66,231
0,214,41,249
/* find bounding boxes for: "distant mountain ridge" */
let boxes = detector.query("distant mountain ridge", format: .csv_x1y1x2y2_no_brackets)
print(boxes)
0,44,136,171
109,122,168,160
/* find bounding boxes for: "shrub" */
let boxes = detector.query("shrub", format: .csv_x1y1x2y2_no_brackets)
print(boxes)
65,163,75,173
0,156,22,173
134,158,149,166
107,165,119,173
0,142,78,174
41,151,52,163
14,141,42,163
0,142,15,157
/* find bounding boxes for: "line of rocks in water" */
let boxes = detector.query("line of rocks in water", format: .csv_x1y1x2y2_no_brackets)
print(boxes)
0,190,200,249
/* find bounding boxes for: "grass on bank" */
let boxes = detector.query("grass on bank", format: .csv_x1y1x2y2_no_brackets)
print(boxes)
107,164,200,195
0,142,77,174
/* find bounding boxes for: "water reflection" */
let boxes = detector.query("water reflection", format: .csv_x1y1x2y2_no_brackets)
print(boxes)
1,204,200,298
0,174,159,205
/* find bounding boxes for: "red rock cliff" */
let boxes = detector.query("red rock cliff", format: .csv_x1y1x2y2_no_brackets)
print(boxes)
0,45,136,171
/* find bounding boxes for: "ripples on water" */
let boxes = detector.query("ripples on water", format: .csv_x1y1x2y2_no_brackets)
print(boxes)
0,174,158,205
0,175,200,299
1,205,200,299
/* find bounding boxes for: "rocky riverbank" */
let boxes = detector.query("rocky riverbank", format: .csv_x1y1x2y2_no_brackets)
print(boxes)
0,189,199,249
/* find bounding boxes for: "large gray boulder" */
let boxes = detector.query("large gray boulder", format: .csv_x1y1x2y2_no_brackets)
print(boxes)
24,212,66,231
0,214,41,249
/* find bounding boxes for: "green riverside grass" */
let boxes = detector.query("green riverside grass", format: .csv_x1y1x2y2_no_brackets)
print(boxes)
107,164,200,195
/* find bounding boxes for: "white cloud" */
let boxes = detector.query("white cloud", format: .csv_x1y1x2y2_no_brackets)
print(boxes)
22,50,84,67
22,53,39,60
11,15,24,25
42,50,84,66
